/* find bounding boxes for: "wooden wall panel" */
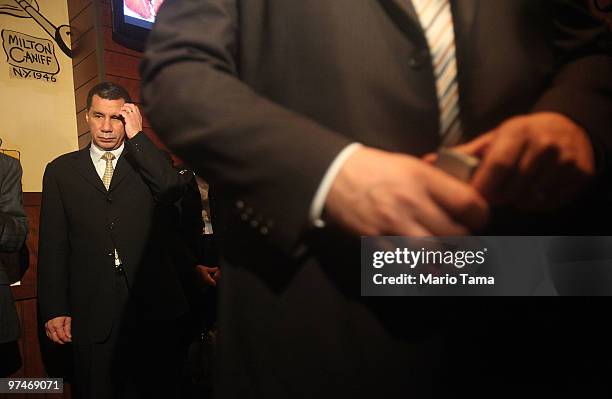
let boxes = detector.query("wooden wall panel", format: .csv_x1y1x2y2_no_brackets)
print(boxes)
103,28,143,57
75,77,101,114
78,132,92,149
104,52,141,80
73,52,99,90
11,194,41,301
76,109,89,137
100,4,112,28
67,0,91,22
72,31,97,68
69,3,95,43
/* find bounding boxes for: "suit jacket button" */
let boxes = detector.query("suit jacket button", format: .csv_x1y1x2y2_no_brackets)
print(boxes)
235,200,244,209
408,49,428,69
250,220,259,228
109,222,114,230
260,226,269,235
107,196,113,203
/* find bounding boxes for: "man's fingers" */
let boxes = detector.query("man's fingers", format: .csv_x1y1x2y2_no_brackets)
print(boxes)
203,273,217,287
453,132,495,158
501,143,554,209
45,317,72,344
412,198,470,236
422,153,437,164
54,325,70,343
196,266,217,287
64,317,73,341
49,329,64,345
209,268,221,282
385,220,433,237
426,169,489,232
471,131,527,203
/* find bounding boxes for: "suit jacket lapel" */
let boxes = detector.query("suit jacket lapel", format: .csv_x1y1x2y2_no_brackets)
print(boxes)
108,147,134,191
74,147,107,195
388,0,419,22
378,0,427,46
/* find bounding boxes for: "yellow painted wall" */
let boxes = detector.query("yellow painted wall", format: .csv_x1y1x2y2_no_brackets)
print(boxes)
0,0,78,192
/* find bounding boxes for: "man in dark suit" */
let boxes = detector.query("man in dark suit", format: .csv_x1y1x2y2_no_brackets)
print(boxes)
141,1,612,396
0,152,28,376
38,82,190,398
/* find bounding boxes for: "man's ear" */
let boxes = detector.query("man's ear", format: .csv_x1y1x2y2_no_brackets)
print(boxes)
85,111,89,123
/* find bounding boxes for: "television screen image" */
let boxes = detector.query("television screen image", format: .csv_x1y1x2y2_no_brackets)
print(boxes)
124,0,165,28
112,0,165,50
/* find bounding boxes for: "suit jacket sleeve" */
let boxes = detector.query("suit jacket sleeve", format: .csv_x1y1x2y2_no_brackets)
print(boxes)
533,0,612,177
141,0,352,256
37,163,70,322
124,131,187,205
0,156,27,252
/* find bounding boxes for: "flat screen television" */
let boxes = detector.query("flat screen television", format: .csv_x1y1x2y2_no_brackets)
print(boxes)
111,0,165,52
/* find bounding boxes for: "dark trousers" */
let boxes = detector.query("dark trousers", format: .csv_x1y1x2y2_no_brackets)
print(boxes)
72,269,190,399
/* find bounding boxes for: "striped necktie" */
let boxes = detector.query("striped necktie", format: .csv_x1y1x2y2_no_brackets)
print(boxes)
412,0,463,146
102,152,115,190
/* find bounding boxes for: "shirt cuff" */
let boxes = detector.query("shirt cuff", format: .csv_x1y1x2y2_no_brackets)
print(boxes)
309,143,363,228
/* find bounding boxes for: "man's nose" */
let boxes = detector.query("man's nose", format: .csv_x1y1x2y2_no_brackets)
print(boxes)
101,117,113,132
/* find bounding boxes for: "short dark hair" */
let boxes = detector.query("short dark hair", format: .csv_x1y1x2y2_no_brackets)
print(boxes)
86,82,132,109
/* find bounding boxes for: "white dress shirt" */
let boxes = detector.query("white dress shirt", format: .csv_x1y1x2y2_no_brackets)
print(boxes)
89,142,124,179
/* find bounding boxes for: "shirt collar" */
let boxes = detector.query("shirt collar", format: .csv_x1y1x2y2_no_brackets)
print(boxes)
90,141,125,161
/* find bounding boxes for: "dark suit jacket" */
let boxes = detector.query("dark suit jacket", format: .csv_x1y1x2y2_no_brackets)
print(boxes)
0,153,27,344
38,133,189,344
142,1,612,396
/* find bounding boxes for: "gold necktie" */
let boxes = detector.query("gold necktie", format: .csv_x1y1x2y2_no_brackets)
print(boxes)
102,152,115,190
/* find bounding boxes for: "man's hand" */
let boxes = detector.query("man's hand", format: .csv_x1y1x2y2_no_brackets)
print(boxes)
325,147,489,236
120,103,143,139
454,112,595,211
45,316,72,344
196,265,221,287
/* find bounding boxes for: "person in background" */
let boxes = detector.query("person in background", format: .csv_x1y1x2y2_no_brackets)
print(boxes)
38,82,190,398
0,151,28,377
168,160,220,399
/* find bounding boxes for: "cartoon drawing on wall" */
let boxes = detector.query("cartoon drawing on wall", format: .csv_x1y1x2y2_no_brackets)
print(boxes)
2,29,60,82
0,0,72,58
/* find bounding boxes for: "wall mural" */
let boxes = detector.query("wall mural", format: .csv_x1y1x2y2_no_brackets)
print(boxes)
0,0,72,84
2,30,60,82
